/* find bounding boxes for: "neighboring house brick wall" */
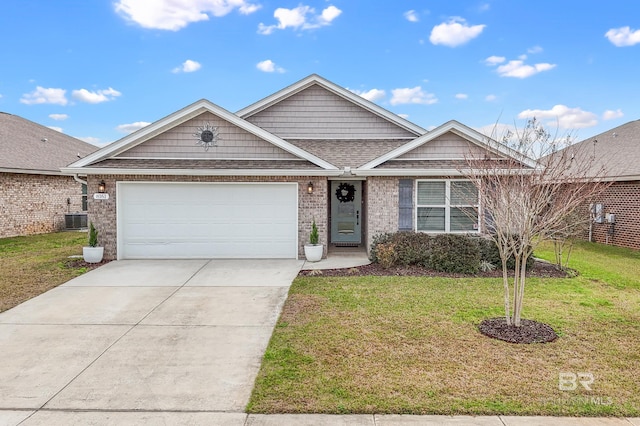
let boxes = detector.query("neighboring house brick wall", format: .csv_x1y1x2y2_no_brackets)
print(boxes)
0,172,84,238
588,181,640,250
87,175,328,260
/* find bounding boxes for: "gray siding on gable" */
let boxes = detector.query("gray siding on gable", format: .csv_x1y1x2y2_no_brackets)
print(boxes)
245,85,418,140
396,132,495,159
115,112,298,160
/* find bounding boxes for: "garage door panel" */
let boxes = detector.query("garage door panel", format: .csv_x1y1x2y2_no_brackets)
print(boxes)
118,183,298,259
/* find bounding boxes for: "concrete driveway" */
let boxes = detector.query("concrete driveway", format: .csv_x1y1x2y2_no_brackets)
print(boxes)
0,259,302,425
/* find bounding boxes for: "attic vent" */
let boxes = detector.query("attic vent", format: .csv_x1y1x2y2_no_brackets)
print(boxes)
41,138,48,142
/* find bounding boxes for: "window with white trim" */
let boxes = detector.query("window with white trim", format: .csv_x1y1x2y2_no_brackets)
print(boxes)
416,180,479,233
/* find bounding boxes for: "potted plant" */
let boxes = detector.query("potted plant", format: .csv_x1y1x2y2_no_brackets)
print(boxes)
83,222,104,263
304,219,323,262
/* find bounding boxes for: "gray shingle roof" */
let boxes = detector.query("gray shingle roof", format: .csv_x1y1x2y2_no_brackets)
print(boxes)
0,112,98,174
561,119,640,180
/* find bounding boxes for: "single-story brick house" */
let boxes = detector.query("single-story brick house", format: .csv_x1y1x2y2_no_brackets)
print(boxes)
62,74,532,260
0,112,98,238
559,119,640,250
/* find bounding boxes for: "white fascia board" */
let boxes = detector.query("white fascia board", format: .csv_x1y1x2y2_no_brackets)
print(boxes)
353,168,539,177
237,74,427,136
68,99,339,171
60,167,344,177
359,120,538,170
0,168,63,176
353,169,466,177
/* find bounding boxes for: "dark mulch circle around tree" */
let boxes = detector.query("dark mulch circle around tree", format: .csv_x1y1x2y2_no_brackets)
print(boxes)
478,317,558,344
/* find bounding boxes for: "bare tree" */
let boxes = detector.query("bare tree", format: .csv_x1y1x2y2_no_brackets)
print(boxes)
461,118,610,327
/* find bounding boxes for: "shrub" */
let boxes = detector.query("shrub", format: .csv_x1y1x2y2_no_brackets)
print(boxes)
477,235,534,270
428,234,480,274
369,232,431,266
88,222,99,247
376,243,398,269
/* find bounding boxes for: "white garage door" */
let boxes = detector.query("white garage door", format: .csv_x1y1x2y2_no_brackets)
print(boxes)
117,182,298,259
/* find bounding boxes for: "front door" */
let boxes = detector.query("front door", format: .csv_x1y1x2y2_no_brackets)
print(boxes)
330,181,362,245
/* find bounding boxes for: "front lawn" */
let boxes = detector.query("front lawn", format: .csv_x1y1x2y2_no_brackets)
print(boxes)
0,231,91,313
248,242,640,416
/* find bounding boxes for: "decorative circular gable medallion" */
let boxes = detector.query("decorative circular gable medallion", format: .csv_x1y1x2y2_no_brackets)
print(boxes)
193,122,220,151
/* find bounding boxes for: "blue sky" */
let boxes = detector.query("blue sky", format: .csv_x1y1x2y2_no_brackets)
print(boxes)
1,0,639,147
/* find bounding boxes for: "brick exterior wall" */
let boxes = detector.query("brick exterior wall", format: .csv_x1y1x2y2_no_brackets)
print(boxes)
0,172,85,238
87,175,328,260
366,176,400,251
587,180,640,250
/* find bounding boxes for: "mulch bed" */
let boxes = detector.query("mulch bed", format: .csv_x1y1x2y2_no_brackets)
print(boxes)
478,317,559,343
299,259,569,278
65,258,112,271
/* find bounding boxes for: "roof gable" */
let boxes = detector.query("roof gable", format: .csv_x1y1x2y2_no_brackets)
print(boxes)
67,99,338,172
237,74,426,139
357,120,538,172
115,111,299,160
556,119,640,180
0,112,98,174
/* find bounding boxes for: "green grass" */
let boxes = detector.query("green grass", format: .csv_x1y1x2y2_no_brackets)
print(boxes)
248,242,640,416
535,240,640,289
0,231,90,312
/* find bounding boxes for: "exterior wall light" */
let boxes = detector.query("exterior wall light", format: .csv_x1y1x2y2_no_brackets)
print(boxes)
307,182,314,194
98,180,106,193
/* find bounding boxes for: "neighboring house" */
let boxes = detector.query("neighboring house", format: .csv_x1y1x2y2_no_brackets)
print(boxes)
62,74,531,260
0,112,98,238
558,120,640,250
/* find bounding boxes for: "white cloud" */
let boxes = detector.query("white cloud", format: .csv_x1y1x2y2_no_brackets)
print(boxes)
258,4,341,35
48,126,63,132
116,121,151,134
349,88,386,102
603,109,624,120
114,0,261,31
20,86,68,105
495,60,556,78
605,26,640,47
404,10,419,22
484,55,505,65
256,59,285,73
390,86,437,106
455,93,468,100
485,94,497,101
429,17,485,47
78,136,102,146
172,59,202,73
72,88,122,103
398,113,410,120
527,45,543,54
49,113,68,121
518,105,598,129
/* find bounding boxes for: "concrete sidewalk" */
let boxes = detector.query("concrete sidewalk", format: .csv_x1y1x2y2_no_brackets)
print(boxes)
2,412,638,425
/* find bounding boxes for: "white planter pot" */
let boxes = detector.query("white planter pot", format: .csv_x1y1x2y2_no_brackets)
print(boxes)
83,246,104,263
304,244,323,262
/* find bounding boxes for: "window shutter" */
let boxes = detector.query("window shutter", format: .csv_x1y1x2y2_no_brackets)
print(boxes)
398,179,413,231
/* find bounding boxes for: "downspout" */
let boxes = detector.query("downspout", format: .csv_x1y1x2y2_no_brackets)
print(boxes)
72,174,88,186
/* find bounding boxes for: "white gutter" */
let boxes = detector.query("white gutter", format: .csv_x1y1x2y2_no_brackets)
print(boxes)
72,174,88,185
61,167,345,177
352,168,540,176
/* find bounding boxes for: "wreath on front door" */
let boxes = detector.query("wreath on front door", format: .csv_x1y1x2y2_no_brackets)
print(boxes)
335,182,356,203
